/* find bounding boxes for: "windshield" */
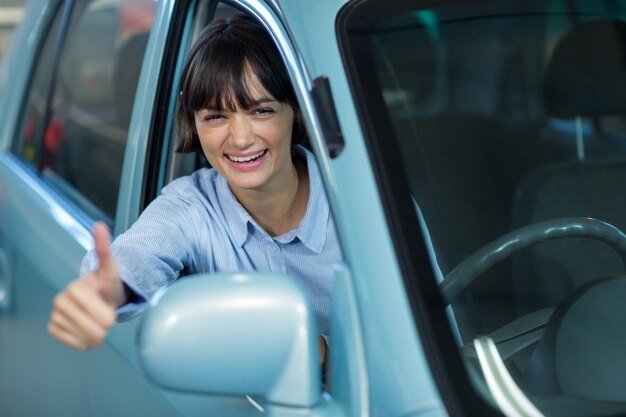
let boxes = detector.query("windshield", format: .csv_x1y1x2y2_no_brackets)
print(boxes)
340,0,626,415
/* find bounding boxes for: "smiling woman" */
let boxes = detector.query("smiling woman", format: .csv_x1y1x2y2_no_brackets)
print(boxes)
175,14,306,153
48,13,341,365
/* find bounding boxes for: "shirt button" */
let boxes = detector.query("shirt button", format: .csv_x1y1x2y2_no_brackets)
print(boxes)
272,245,279,253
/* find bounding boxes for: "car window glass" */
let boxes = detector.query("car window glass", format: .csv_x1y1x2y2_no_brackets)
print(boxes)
15,4,64,167
340,0,626,415
15,0,156,224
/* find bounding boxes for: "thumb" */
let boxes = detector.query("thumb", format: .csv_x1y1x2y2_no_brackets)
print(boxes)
92,222,120,301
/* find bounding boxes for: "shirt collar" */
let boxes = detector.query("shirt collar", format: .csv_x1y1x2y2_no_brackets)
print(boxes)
216,146,330,253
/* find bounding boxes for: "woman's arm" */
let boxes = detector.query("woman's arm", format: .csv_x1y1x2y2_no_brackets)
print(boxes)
49,179,201,349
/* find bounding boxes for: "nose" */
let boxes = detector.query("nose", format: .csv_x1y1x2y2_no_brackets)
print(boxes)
229,114,254,149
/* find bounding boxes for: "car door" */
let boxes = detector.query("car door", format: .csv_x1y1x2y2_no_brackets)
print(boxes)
0,0,189,415
135,0,453,415
125,0,374,415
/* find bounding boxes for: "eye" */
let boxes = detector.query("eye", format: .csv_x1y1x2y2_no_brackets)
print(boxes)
252,107,275,116
196,110,224,123
204,113,224,122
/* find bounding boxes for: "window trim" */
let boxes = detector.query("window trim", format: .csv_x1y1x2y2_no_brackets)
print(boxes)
140,0,196,211
336,1,504,415
35,0,74,175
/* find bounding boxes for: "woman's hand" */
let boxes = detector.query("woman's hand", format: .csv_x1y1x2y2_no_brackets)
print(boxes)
48,223,126,350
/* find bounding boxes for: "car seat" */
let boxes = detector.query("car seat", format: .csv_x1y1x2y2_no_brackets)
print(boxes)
511,18,626,316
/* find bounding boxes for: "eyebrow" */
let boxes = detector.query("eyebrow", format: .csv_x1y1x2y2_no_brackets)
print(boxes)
247,97,277,107
201,97,278,112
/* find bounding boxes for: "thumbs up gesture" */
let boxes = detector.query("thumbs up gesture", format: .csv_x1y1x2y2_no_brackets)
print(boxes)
48,223,127,350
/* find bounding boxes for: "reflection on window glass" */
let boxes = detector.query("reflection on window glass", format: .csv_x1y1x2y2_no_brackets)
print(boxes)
18,0,156,222
47,0,156,220
343,0,626,415
17,5,64,167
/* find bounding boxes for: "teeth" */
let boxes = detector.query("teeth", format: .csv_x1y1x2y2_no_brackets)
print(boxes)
228,150,266,163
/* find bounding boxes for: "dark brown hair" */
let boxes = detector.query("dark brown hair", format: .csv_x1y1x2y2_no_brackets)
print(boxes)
175,14,306,153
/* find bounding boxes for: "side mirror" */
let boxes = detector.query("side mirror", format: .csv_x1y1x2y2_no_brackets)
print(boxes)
136,273,321,408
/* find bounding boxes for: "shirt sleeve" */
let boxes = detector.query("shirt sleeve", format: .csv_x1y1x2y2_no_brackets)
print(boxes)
80,179,201,321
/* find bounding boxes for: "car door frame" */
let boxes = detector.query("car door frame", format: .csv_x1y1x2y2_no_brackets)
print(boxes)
128,0,374,415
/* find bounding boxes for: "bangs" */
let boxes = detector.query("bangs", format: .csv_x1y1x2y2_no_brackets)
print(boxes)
181,33,295,113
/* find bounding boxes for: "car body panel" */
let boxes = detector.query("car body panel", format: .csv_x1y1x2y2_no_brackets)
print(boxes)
280,0,445,414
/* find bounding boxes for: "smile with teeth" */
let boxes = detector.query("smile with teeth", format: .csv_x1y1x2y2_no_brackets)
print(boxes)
226,149,267,163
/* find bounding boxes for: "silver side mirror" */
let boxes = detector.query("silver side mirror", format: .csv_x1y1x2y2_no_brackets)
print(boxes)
136,272,321,408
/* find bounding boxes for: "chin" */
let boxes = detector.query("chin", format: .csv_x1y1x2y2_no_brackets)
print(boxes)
229,176,269,191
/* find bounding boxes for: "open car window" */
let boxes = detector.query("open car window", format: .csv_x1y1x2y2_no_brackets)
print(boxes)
340,0,626,415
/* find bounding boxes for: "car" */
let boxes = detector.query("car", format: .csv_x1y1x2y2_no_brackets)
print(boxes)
2,0,626,416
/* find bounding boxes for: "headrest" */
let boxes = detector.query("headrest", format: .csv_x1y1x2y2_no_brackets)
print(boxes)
544,19,626,118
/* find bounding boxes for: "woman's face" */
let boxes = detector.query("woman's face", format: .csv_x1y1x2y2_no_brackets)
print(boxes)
194,73,295,196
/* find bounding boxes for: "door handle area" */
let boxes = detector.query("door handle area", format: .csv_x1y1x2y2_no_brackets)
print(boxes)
0,248,11,310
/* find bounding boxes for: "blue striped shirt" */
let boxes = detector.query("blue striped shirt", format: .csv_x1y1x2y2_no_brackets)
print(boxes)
81,148,341,335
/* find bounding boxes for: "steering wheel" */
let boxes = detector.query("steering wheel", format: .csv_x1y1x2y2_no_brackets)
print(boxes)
439,217,626,305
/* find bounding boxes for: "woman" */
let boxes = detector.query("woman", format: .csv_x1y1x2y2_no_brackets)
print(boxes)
48,14,341,362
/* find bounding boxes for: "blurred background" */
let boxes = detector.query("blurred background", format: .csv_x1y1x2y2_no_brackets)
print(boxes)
0,0,26,60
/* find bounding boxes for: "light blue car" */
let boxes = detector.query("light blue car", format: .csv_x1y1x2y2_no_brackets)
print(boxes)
2,0,626,416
